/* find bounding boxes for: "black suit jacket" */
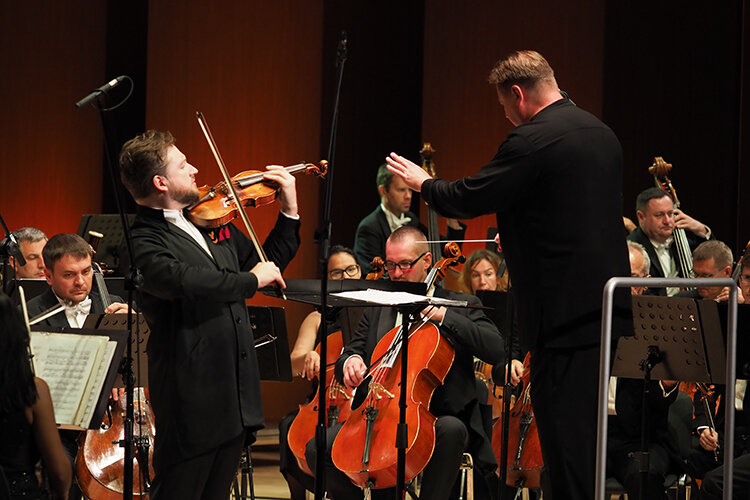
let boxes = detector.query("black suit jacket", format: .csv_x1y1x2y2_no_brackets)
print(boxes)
130,205,299,468
335,287,504,471
421,98,631,350
25,287,123,328
353,206,465,275
627,226,711,296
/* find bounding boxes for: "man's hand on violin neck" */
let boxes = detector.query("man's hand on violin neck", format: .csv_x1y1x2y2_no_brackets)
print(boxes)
251,261,286,289
264,165,299,217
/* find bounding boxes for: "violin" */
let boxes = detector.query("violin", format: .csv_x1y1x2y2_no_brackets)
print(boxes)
492,352,544,489
76,387,155,499
330,243,464,490
695,382,720,462
188,162,327,229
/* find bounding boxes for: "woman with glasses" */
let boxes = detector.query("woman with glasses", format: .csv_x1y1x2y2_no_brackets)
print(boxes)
0,293,71,500
280,245,361,500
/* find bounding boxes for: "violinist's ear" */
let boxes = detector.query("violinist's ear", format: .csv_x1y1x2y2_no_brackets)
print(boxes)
152,174,169,194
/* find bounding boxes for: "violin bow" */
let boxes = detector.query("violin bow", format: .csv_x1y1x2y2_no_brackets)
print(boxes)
195,111,286,299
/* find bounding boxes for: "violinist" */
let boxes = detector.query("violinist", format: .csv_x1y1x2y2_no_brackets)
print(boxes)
675,240,744,302
118,130,298,500
353,163,465,275
627,187,713,296
309,226,504,500
279,245,361,500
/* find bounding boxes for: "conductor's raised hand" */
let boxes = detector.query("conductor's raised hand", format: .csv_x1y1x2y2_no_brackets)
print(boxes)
263,165,298,218
251,261,286,289
385,152,432,192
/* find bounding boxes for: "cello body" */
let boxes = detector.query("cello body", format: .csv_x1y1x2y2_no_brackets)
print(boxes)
492,354,543,489
287,331,354,475
331,322,454,489
76,387,155,499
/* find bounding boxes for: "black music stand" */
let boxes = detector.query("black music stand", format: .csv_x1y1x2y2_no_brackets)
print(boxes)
247,305,293,382
612,295,725,499
83,314,151,389
77,214,135,272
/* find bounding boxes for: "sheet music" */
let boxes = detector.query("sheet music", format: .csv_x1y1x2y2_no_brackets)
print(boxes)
75,340,117,427
30,332,110,426
332,289,467,307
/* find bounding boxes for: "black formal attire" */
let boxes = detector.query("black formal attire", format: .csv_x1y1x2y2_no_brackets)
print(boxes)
699,452,750,499
627,226,712,296
0,408,48,499
418,97,632,500
130,205,299,500
607,378,682,500
307,287,504,500
353,206,465,275
25,288,123,328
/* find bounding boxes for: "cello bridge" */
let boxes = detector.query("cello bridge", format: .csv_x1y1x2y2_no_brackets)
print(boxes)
368,382,395,400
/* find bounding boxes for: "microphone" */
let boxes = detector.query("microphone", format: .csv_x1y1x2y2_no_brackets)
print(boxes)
337,30,348,64
75,76,126,108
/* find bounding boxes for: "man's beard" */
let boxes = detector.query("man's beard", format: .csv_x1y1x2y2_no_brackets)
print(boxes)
174,185,201,206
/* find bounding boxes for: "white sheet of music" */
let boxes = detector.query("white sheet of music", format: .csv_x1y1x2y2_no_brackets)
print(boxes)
332,289,467,307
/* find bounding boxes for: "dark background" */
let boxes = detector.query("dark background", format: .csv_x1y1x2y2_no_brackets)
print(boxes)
1,0,747,420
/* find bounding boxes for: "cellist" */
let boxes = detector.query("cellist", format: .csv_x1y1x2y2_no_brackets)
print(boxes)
307,226,504,500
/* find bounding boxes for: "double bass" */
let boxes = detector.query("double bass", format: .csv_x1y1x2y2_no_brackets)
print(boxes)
649,157,694,279
330,243,464,490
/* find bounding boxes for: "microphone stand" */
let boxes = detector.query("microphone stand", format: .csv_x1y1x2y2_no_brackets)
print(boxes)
80,86,143,500
0,212,24,296
313,30,347,500
498,289,515,500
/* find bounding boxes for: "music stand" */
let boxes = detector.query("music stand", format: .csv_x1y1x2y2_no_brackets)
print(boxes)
83,314,151,389
77,214,135,271
596,277,739,500
612,295,725,498
246,305,293,382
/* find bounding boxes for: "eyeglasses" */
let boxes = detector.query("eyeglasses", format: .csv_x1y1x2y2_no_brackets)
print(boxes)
328,264,360,280
690,269,723,279
740,274,750,283
384,252,427,272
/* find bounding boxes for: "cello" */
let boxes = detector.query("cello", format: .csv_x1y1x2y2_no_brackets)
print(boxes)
491,353,544,489
286,257,385,474
330,243,464,490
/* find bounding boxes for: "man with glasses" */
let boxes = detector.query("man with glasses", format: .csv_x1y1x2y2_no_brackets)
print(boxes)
676,240,744,302
307,226,504,500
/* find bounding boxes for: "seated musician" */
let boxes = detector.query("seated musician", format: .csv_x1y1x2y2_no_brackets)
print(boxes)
627,187,713,296
606,241,682,500
353,163,465,275
0,292,71,500
685,371,749,483
8,227,48,279
675,240,744,302
739,245,750,299
279,245,361,500
308,226,504,500
25,233,128,328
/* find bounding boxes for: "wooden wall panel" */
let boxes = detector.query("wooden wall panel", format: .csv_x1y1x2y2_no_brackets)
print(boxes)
0,2,106,236
421,0,606,258
146,1,325,421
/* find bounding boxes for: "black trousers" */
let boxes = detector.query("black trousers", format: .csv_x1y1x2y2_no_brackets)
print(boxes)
306,416,469,500
699,453,750,499
530,343,600,500
149,430,246,500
